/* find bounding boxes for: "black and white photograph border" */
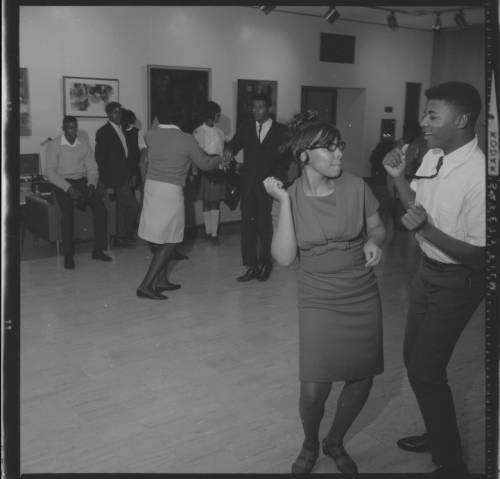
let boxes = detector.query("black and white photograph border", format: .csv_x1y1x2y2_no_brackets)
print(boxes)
3,1,499,478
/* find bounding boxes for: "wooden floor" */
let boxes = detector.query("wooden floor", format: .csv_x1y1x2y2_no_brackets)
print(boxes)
20,221,485,474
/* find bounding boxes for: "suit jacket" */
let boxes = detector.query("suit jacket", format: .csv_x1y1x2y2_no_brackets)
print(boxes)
227,119,289,190
95,122,130,188
123,127,141,179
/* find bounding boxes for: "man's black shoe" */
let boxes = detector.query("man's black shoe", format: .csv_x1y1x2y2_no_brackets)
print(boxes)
92,250,112,262
64,255,75,270
431,463,469,477
396,433,430,453
257,263,273,282
236,267,260,282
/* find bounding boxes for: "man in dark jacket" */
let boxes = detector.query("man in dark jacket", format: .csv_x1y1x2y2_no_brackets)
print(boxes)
95,102,139,246
225,93,288,282
121,109,147,202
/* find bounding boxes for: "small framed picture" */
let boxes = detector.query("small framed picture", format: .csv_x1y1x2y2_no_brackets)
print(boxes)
63,76,119,118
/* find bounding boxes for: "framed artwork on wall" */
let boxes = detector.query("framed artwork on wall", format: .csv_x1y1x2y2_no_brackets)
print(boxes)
63,76,119,118
20,67,31,136
236,79,278,126
147,65,210,133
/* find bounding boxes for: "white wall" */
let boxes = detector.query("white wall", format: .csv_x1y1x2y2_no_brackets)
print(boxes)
20,6,435,176
336,88,366,174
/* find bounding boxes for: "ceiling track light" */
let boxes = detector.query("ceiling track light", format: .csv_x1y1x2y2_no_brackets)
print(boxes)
432,12,442,32
454,9,468,30
258,5,275,15
324,6,340,24
387,11,398,31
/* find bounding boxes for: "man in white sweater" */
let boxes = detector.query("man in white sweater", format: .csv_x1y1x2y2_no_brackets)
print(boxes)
46,116,111,269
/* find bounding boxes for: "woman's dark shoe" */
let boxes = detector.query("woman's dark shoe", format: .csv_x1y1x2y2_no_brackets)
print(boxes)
322,438,358,474
92,250,112,261
136,288,167,300
396,432,430,453
64,255,75,270
156,282,181,292
257,263,273,281
291,443,320,474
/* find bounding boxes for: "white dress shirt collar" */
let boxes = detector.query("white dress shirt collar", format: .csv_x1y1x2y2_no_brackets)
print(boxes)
60,135,81,147
158,124,181,130
256,117,273,142
256,117,273,129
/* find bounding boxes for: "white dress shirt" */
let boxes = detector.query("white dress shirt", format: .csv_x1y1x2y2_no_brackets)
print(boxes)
410,136,485,263
256,118,273,143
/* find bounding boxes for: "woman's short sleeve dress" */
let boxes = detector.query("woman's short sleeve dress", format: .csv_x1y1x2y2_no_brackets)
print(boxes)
273,172,384,382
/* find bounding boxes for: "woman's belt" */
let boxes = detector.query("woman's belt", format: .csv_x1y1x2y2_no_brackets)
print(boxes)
300,236,364,257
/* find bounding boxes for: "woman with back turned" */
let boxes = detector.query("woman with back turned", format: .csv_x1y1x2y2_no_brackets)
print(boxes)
263,113,386,474
136,105,227,300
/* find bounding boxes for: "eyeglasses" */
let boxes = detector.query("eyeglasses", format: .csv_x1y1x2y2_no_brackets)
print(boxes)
308,141,346,153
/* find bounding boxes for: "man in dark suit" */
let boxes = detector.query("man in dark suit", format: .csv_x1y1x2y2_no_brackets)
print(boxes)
225,93,288,282
95,102,139,246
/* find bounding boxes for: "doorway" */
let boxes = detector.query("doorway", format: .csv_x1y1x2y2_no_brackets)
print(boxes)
301,86,367,176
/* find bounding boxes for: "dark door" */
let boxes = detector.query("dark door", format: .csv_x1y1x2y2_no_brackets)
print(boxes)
404,82,422,135
301,86,337,123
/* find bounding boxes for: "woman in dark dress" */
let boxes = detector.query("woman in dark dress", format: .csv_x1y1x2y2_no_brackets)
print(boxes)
263,115,386,474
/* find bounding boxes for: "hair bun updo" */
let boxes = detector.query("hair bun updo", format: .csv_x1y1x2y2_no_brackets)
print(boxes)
281,110,341,163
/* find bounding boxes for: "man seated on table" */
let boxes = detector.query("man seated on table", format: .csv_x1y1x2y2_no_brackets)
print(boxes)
45,115,112,269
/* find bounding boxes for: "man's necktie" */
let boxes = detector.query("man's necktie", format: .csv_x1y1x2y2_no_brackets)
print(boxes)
258,123,263,143
412,156,443,180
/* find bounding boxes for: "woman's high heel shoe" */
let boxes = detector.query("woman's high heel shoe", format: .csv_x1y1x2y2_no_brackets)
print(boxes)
322,438,358,474
291,443,320,474
156,281,181,292
136,287,167,300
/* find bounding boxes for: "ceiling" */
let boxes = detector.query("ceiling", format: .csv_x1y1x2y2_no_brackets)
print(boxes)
250,5,485,31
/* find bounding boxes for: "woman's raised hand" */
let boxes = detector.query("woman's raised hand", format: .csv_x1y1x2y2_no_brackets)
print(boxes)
263,176,289,202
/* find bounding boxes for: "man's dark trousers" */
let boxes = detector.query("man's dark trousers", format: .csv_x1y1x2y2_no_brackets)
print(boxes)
114,183,139,239
403,254,485,468
240,182,273,269
53,178,107,257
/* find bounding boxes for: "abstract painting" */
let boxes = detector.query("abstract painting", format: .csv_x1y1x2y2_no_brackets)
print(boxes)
63,76,119,117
